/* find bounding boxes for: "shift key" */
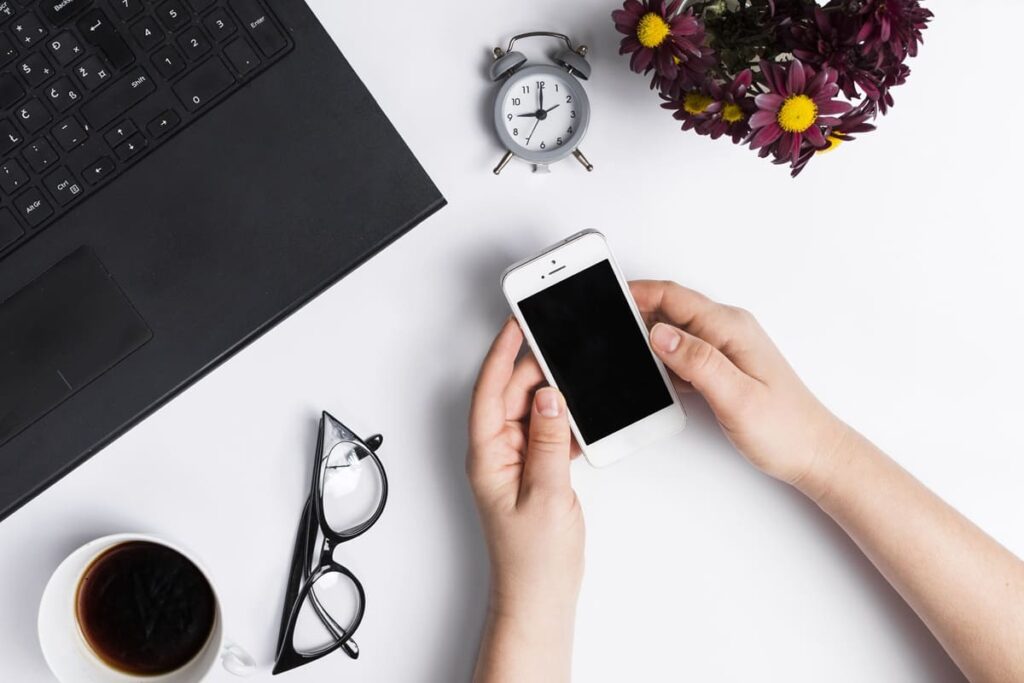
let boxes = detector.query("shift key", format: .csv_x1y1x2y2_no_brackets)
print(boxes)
174,57,235,112
82,69,155,129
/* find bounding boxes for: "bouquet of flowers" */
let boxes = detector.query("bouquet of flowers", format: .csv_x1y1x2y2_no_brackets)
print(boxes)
611,0,932,176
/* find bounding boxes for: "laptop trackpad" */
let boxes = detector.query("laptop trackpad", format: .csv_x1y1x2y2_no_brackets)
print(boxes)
0,247,152,446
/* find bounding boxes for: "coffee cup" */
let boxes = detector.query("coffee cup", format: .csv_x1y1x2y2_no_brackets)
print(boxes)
39,533,255,682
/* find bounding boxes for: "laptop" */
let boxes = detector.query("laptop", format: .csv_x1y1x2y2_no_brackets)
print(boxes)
0,0,445,521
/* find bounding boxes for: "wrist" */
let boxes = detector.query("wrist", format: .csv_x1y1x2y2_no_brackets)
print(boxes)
791,415,860,503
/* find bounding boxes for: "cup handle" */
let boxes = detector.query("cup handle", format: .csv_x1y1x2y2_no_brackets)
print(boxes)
220,640,257,677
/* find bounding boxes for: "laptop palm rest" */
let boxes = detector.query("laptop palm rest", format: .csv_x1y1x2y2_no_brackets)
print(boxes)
0,247,152,447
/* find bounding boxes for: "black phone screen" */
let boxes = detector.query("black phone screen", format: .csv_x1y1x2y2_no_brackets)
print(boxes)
518,260,673,444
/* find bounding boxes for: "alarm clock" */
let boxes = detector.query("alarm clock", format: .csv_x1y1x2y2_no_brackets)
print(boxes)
489,31,594,175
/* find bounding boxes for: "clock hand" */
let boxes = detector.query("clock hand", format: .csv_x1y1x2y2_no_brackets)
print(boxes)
543,104,560,113
517,112,539,118
539,81,544,111
524,117,542,146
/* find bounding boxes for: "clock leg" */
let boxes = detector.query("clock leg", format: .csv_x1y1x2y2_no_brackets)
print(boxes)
572,148,594,172
493,151,515,175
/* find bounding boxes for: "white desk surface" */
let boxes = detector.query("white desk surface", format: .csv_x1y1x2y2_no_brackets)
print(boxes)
2,1,1021,681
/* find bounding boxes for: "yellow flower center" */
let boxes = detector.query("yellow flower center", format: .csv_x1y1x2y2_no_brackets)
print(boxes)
683,92,714,115
777,94,818,133
636,12,671,48
817,134,844,154
722,103,745,123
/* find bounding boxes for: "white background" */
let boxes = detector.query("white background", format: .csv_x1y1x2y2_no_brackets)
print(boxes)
2,1,1021,681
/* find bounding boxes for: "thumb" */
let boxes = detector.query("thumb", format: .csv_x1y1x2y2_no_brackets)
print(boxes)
650,322,753,413
522,387,572,496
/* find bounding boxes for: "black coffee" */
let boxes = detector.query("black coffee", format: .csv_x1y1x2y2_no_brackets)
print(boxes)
75,541,216,676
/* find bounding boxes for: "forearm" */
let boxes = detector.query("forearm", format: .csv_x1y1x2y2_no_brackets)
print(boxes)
474,599,576,683
800,427,1024,683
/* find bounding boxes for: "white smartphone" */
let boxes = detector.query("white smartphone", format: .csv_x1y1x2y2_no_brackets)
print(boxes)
502,230,686,467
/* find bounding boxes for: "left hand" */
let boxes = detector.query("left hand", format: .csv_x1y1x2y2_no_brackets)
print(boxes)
467,317,585,623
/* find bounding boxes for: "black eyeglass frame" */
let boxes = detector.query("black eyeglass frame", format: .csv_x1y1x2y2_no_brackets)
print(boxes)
273,412,389,675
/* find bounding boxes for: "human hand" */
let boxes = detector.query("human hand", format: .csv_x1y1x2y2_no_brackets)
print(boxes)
631,280,849,498
467,317,585,624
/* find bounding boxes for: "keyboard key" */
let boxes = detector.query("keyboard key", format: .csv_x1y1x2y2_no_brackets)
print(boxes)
47,31,84,66
155,0,189,31
0,207,22,251
23,138,58,171
186,0,215,12
12,12,48,47
17,53,53,87
0,33,17,66
0,2,15,24
204,10,235,42
0,117,20,153
74,54,112,90
224,38,258,76
14,187,53,227
52,116,88,150
44,166,84,205
173,55,232,111
151,44,183,78
109,0,144,22
44,75,81,111
81,155,115,184
103,119,136,146
0,158,27,193
78,9,135,70
114,131,144,160
177,26,209,61
16,98,51,134
230,0,285,56
130,16,162,50
38,0,91,25
0,71,24,107
146,108,178,138
81,66,154,128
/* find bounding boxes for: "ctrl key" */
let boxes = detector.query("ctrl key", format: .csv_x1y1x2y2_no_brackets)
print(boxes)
44,167,85,207
15,188,55,229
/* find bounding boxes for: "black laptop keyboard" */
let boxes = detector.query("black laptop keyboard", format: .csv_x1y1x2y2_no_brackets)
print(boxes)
0,0,292,258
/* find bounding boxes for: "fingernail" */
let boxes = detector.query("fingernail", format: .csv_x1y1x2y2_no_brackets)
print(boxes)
536,388,561,418
651,323,681,353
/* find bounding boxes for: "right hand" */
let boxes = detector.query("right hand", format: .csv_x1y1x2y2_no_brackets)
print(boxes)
631,280,850,497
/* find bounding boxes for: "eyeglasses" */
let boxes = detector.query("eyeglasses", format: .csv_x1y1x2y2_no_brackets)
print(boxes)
273,411,389,675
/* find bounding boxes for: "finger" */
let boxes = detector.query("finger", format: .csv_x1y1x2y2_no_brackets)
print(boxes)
502,352,546,421
649,322,758,416
631,280,771,374
469,318,523,445
521,388,572,496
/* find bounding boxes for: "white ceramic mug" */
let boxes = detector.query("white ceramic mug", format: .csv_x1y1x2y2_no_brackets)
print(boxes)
38,533,256,682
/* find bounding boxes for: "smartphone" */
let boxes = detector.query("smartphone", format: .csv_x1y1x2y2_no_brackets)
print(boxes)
502,230,686,467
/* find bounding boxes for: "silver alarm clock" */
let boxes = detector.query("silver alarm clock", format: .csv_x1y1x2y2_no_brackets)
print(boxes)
489,32,594,175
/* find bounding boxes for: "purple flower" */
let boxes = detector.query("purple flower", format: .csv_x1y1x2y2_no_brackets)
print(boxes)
856,0,933,63
748,60,853,162
613,0,714,82
704,70,756,143
789,100,877,176
791,8,883,101
661,80,718,135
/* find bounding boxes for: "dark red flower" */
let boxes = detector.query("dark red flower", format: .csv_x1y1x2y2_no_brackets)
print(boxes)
791,8,883,101
703,70,756,143
789,100,877,176
856,0,933,63
613,0,714,82
748,60,853,162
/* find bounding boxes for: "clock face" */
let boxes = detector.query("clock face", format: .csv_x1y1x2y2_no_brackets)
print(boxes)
499,68,586,159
